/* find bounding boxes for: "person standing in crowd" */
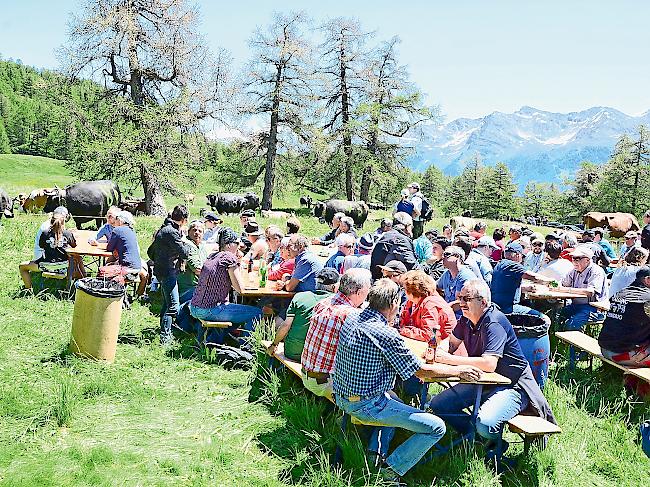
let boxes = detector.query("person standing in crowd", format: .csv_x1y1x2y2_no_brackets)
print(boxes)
190,228,262,349
266,268,340,361
149,205,191,345
300,269,372,398
333,278,482,484
407,182,425,239
395,188,414,215
370,212,421,280
429,279,556,456
19,212,77,289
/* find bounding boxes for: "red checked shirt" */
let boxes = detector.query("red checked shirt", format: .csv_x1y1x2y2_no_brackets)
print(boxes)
301,292,358,374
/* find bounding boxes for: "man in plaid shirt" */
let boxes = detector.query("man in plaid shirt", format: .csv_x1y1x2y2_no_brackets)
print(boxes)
301,269,372,398
333,279,482,483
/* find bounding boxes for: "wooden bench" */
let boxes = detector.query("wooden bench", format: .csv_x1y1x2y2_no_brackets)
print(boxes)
261,340,561,459
556,331,650,382
199,320,232,346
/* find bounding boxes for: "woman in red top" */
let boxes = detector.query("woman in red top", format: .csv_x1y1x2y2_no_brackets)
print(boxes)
268,237,296,281
399,270,457,350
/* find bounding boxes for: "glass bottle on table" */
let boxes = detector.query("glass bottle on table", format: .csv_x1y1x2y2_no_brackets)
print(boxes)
259,259,267,288
425,331,438,364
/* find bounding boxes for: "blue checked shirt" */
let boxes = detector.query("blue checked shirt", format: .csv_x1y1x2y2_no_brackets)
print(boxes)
333,307,422,399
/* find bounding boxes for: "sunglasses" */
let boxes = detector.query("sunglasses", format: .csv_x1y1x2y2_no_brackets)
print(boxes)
532,243,544,247
458,295,480,303
442,252,458,258
571,256,588,261
340,244,355,249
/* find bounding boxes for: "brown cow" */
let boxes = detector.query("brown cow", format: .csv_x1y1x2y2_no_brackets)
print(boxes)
22,188,58,213
583,212,640,238
450,216,477,231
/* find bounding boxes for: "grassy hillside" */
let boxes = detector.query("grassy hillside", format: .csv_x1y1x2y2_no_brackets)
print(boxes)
0,154,74,195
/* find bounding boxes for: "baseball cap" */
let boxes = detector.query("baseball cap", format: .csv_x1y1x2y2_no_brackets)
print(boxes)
240,209,255,218
378,260,407,275
625,231,638,239
204,211,222,223
505,242,525,255
477,236,498,249
116,210,134,227
317,268,340,285
571,245,594,260
218,227,239,247
245,221,263,236
407,182,420,190
358,233,375,251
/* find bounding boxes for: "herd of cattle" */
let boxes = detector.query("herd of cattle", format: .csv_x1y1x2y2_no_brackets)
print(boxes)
0,180,644,237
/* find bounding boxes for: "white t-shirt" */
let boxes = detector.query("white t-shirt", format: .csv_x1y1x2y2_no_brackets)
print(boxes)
538,258,574,281
410,192,423,221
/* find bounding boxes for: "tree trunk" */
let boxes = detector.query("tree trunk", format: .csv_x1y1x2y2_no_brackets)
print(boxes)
359,163,372,202
339,40,354,201
141,164,167,216
262,68,282,211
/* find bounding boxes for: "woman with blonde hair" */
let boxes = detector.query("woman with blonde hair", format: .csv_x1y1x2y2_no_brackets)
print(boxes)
19,213,77,289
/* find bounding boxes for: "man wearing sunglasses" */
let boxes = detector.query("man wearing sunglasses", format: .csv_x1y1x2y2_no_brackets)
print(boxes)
523,238,546,273
559,246,609,332
428,279,556,456
324,233,356,273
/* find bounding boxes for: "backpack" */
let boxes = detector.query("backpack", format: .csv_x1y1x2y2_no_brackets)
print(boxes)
420,196,434,221
396,199,414,215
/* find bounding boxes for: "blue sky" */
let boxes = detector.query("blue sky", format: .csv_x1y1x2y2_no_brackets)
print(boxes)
1,0,649,121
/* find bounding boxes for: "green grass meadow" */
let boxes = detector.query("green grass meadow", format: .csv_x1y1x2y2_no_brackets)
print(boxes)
1,154,649,486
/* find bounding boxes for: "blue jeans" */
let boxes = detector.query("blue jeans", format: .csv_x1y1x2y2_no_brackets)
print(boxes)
159,275,180,343
336,392,446,476
560,303,605,331
190,302,263,348
427,385,529,441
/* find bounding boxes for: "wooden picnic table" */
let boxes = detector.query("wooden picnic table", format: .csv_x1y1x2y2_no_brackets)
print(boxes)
65,229,113,288
402,336,511,385
523,285,586,301
234,268,296,300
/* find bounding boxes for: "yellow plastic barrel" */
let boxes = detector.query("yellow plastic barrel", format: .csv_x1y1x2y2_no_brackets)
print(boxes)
69,278,124,362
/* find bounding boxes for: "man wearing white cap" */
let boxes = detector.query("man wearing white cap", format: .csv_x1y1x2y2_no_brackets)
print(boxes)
470,236,496,284
559,245,609,332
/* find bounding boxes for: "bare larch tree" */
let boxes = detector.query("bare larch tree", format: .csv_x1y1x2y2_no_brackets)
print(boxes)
60,0,232,215
243,11,312,210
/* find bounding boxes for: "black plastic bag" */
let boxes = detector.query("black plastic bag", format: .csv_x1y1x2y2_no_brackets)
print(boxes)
75,277,125,298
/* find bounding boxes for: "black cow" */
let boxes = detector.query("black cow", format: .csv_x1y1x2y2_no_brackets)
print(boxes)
206,192,260,215
367,202,388,211
299,195,312,208
44,180,121,229
0,188,14,220
313,199,369,227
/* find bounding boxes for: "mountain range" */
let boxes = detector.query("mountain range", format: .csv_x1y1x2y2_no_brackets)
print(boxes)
407,106,650,188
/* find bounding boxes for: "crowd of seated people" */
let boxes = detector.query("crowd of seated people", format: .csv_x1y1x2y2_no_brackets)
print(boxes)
19,195,650,481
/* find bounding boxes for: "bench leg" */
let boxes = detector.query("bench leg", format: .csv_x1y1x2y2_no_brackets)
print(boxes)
569,346,576,371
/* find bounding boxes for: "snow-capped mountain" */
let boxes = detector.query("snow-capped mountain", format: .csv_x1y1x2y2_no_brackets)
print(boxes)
408,106,650,188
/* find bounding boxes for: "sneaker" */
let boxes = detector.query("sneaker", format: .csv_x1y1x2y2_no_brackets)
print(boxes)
379,466,405,486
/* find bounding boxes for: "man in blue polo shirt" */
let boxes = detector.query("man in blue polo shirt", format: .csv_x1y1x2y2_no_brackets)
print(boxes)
428,279,556,455
277,234,323,293
334,278,482,483
490,241,554,324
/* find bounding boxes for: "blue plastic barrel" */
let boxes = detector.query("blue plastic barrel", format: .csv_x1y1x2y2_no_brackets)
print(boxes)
517,334,550,390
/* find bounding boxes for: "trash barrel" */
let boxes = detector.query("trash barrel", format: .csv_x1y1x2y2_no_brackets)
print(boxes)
507,313,551,390
69,278,125,362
